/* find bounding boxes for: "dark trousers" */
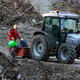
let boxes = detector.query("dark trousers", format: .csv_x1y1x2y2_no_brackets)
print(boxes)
9,46,18,58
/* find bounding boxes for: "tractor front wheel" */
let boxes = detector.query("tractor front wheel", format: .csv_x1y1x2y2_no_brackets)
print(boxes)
31,34,49,61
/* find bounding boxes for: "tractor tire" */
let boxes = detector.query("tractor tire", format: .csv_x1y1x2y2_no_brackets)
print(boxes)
58,43,76,64
31,34,49,61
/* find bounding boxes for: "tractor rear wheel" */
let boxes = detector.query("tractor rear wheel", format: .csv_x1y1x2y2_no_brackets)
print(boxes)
58,43,76,64
31,34,49,61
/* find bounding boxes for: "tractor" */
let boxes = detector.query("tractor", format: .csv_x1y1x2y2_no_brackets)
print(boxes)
31,10,80,64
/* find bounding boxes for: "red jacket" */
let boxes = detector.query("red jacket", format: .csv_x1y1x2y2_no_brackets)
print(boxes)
8,29,21,41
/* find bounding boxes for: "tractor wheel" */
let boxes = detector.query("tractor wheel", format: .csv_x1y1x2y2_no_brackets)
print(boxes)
58,43,76,64
31,34,49,61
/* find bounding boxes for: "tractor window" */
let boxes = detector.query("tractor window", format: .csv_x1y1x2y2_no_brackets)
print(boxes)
44,17,59,45
78,19,80,31
44,18,59,31
45,18,52,31
61,19,77,32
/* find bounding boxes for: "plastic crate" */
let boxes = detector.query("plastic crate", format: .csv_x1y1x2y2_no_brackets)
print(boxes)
9,47,31,58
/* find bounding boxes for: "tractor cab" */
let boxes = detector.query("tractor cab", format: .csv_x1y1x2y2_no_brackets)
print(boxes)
42,10,80,46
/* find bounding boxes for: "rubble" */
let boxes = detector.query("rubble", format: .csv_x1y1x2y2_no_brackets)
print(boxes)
0,0,42,26
0,52,80,80
0,66,3,74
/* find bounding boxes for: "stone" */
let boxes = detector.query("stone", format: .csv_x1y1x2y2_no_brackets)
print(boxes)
2,27,7,30
26,32,31,35
18,61,23,66
20,31,24,33
0,65,3,74
32,19,36,23
36,68,39,71
0,25,2,27
30,23,34,26
40,76,43,78
0,68,2,74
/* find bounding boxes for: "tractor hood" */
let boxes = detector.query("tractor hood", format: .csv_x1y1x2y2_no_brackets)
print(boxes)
66,33,80,46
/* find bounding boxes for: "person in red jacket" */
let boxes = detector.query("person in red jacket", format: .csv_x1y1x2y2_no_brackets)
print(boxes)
8,24,23,41
8,24,23,58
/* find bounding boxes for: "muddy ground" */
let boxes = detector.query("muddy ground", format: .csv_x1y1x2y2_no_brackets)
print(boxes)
0,1,80,80
0,52,80,80
0,21,80,80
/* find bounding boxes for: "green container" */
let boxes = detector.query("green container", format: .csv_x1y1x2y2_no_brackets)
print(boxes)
9,40,17,48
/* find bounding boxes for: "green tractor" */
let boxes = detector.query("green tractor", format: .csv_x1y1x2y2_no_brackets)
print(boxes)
31,10,80,64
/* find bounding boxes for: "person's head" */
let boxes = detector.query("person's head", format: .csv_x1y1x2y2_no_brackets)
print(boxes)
13,24,17,30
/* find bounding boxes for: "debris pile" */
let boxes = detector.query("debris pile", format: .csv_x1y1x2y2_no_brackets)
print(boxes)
0,0,42,25
0,52,48,80
0,52,18,80
1,52,80,80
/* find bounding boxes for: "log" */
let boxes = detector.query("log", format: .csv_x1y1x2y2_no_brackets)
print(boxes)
15,7,23,13
15,2,17,9
2,54,17,67
0,67,9,79
24,4,36,13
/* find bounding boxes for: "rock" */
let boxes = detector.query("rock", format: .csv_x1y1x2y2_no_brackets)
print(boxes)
19,31,24,33
32,19,37,24
13,67,19,72
17,61,23,66
36,68,39,71
30,23,34,26
0,68,2,74
40,76,43,78
32,19,36,23
2,27,7,30
25,32,31,35
0,65,3,74
0,25,2,27
27,59,35,63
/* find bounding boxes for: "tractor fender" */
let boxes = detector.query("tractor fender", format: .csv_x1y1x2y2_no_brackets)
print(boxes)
34,31,53,51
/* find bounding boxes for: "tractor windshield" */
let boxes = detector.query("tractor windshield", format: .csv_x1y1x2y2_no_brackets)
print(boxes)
61,19,77,32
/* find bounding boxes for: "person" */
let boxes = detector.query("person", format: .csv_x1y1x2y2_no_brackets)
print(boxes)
8,24,23,58
69,29,74,33
8,24,23,41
